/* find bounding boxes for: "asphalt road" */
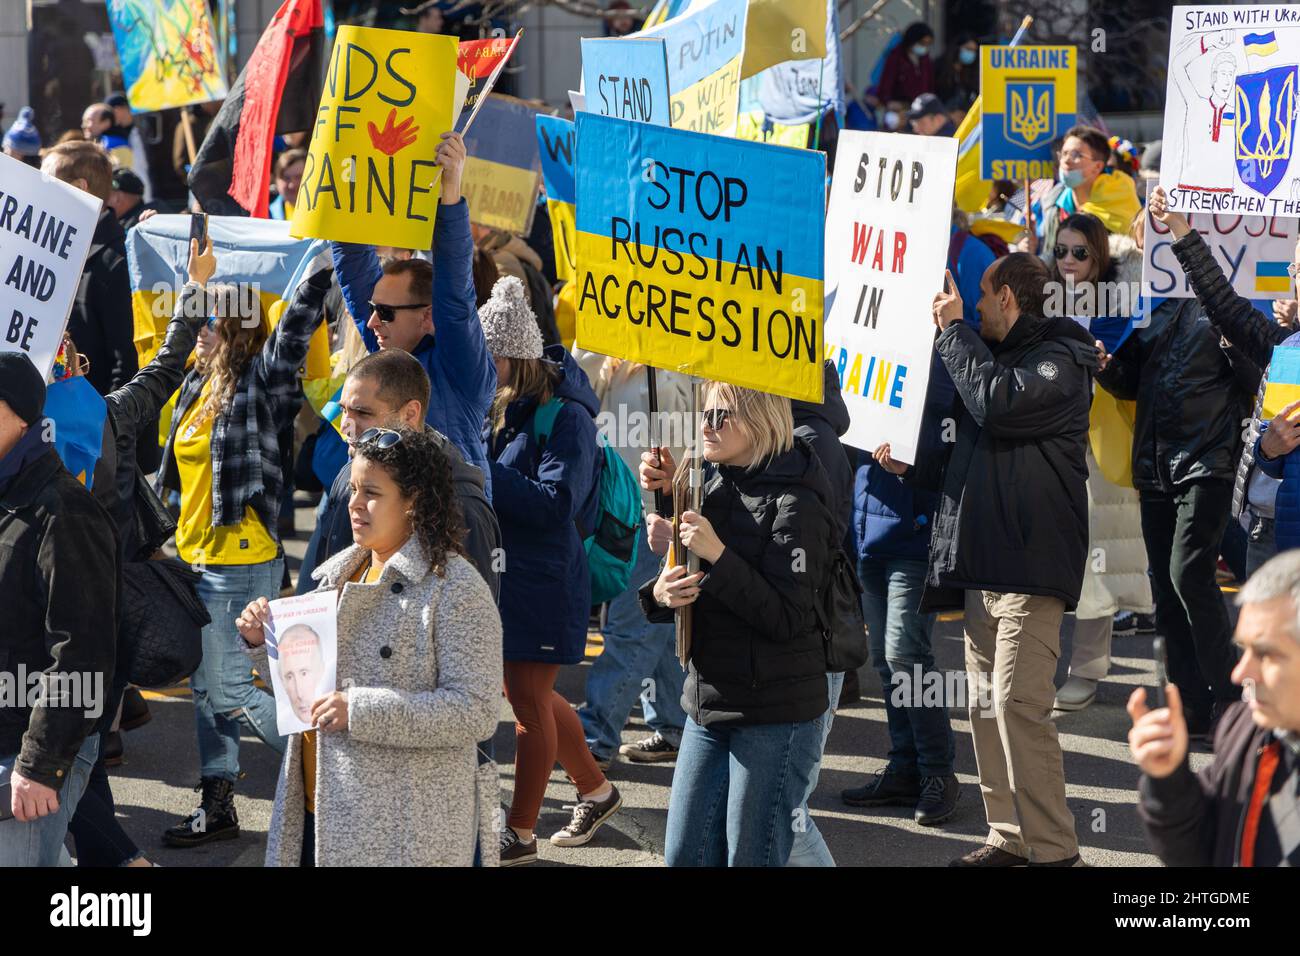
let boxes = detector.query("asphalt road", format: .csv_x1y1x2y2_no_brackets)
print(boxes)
102,498,1219,867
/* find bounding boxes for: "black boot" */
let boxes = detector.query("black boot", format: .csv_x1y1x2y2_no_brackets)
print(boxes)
101,731,124,768
841,769,921,807
163,777,240,847
120,686,151,731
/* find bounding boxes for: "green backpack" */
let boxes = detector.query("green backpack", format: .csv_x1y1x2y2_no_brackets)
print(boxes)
531,397,642,604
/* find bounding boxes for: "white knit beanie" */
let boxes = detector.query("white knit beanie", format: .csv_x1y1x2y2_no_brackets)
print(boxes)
480,276,543,360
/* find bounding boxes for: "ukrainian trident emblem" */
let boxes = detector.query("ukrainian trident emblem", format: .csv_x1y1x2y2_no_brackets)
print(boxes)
1005,81,1056,150
1235,65,1297,196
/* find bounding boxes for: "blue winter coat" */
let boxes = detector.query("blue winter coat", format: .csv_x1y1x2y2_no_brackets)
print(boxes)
331,199,497,497
487,346,602,664
853,351,956,563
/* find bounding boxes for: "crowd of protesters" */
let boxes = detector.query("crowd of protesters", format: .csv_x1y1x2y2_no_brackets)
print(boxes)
1,11,1298,871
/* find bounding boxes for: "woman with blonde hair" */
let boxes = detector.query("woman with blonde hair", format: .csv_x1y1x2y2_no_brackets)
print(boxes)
157,238,333,848
640,381,835,866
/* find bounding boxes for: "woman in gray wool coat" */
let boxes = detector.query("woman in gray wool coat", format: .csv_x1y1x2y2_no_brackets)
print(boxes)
237,426,503,866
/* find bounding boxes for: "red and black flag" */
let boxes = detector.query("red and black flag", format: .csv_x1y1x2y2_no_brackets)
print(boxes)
189,0,323,217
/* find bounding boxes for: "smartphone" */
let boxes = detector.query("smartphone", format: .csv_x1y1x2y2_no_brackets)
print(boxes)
1151,636,1168,709
189,211,208,249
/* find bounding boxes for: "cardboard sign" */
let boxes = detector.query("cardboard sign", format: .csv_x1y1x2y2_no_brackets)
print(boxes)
574,113,825,403
823,132,959,464
106,0,228,112
264,591,338,736
0,154,103,378
461,95,546,235
1143,182,1299,299
1160,5,1300,217
536,115,577,282
637,0,749,136
979,45,1077,181
290,26,458,249
581,37,672,126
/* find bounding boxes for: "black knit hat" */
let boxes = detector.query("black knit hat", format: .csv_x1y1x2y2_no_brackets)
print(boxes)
0,352,47,425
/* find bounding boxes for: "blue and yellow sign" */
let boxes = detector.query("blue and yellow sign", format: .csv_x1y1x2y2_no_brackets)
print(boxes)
574,113,825,403
461,94,546,235
980,45,1076,181
636,0,748,137
1235,63,1297,198
536,114,576,282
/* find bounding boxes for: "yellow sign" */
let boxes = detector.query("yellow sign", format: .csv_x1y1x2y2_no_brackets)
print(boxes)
979,46,1077,181
740,0,827,80
290,26,458,249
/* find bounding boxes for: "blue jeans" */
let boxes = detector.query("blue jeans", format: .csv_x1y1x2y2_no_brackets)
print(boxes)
787,671,844,867
193,559,288,780
859,556,954,778
665,715,822,867
578,542,686,760
0,734,99,866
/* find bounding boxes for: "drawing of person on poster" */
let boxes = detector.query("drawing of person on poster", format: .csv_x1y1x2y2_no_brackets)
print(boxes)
1171,30,1239,194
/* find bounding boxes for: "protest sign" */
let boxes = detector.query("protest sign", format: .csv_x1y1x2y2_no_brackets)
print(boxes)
1262,344,1300,419
461,95,547,235
740,0,827,80
1160,5,1300,217
581,37,672,126
265,591,338,736
823,131,959,464
636,0,749,136
1143,184,1299,300
106,0,228,112
456,30,522,132
536,115,577,282
0,154,103,379
979,45,1077,181
290,25,458,249
574,113,825,403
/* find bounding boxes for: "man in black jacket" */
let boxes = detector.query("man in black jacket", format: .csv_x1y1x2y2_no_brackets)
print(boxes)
0,353,119,865
1130,549,1300,866
923,254,1098,867
1097,193,1256,735
41,141,138,396
297,349,500,599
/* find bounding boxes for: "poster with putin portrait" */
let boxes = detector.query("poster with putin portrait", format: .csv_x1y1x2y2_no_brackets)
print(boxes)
265,592,339,735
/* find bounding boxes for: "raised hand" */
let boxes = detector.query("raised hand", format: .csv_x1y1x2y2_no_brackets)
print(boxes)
367,109,420,156
1148,186,1191,239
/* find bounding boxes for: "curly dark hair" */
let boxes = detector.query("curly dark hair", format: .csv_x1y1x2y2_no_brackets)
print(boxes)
354,426,466,576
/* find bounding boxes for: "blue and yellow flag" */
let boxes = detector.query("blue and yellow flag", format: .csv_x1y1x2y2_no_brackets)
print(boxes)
44,375,107,489
125,215,337,441
1263,345,1300,421
574,113,825,402
536,115,577,282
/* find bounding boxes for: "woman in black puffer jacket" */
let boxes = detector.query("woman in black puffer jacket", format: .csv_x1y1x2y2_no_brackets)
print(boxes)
639,382,834,867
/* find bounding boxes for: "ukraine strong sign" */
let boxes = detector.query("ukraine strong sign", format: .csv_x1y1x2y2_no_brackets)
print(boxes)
980,45,1077,181
574,113,826,403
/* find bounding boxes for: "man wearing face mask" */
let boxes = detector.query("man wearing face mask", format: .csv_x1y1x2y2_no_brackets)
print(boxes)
1033,125,1141,263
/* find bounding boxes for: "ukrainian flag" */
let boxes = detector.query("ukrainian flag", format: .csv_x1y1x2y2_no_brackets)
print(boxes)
1257,260,1292,294
125,216,337,442
1263,345,1300,420
1244,31,1279,58
44,375,106,489
536,115,577,283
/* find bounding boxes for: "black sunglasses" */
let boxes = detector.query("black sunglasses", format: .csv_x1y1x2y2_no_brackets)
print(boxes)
701,408,731,430
368,301,427,323
354,427,403,449
1053,244,1090,262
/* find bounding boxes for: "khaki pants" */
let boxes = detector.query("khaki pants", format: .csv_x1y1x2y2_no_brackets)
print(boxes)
964,590,1078,863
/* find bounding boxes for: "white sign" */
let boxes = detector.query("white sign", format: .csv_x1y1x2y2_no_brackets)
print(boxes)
824,131,958,464
265,591,338,736
1142,182,1300,299
0,154,102,378
1160,6,1300,218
